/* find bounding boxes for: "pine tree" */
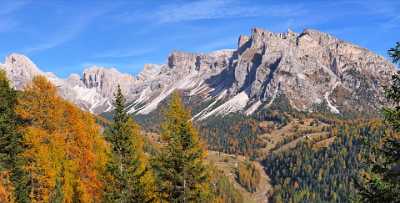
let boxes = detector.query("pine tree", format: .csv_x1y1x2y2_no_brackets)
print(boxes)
104,85,156,203
358,42,400,202
0,70,18,172
389,42,400,64
154,92,212,202
0,70,28,202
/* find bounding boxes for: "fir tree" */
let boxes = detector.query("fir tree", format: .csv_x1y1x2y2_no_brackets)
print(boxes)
154,92,212,202
389,42,400,64
0,70,28,202
0,70,18,172
358,42,400,202
104,85,156,203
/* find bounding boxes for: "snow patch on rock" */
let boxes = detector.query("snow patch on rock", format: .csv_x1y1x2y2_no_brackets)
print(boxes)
137,74,200,115
266,88,279,108
199,91,249,120
245,100,262,115
192,89,227,120
324,82,340,114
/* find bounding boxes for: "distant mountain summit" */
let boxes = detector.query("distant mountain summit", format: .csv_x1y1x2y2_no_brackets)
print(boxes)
1,28,396,117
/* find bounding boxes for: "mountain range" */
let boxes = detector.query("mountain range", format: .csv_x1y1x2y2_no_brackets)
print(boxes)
0,27,396,119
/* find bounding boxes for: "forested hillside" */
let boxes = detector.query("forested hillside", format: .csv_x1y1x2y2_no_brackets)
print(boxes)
264,121,387,202
1,73,397,202
0,71,245,202
0,41,398,202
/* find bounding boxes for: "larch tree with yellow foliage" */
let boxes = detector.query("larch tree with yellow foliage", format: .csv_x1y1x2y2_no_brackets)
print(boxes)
16,76,108,203
104,85,157,203
0,171,15,203
154,92,212,202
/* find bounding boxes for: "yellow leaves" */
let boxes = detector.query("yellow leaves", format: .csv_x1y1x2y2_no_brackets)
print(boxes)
161,92,192,141
16,76,63,132
23,129,55,201
0,171,15,203
30,76,57,94
236,160,261,193
17,76,108,202
127,119,158,200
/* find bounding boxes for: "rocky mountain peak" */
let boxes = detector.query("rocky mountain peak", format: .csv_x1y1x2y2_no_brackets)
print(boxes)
5,53,39,69
82,66,136,98
167,50,232,76
66,73,82,86
238,35,250,48
1,53,42,89
167,51,198,73
248,27,299,49
137,64,162,81
208,49,235,58
0,27,396,118
230,27,395,116
300,29,339,46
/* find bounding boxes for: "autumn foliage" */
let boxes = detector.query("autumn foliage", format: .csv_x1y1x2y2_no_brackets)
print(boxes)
16,76,108,202
0,171,15,203
0,73,235,202
235,160,261,193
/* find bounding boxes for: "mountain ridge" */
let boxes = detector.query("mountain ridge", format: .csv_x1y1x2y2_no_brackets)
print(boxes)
0,27,396,118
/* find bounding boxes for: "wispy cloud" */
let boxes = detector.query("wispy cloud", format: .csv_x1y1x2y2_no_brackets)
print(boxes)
346,0,400,30
93,47,155,58
0,0,30,15
23,21,87,53
0,0,30,33
22,3,120,53
382,15,400,30
155,0,306,23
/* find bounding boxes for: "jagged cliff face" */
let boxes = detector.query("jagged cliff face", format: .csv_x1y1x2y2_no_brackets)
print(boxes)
1,54,43,89
225,28,395,115
0,28,396,117
0,54,112,114
82,67,136,99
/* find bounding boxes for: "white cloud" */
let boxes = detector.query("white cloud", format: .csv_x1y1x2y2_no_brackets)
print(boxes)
154,0,306,23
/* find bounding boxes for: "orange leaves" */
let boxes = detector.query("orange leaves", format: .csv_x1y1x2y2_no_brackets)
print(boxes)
17,76,108,202
22,127,63,202
16,76,63,132
0,171,15,203
236,160,261,193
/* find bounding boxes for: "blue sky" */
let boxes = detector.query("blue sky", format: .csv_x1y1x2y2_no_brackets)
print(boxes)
0,0,399,78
